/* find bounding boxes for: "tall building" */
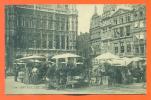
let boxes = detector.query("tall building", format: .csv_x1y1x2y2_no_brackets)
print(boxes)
99,4,117,54
131,5,146,57
89,4,146,58
77,32,91,58
90,5,117,56
5,5,78,70
111,8,134,57
89,6,101,56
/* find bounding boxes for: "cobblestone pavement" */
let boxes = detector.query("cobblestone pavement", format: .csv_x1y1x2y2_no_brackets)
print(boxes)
5,76,146,94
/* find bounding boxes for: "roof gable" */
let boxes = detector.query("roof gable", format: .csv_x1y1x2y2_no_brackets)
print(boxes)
112,9,130,17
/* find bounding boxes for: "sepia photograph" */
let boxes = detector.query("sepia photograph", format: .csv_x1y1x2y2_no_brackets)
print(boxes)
5,4,146,94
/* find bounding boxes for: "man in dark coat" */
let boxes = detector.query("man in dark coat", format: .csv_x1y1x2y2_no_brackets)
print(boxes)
14,65,19,82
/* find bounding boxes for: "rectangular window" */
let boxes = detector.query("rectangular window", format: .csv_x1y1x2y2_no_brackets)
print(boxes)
48,34,53,49
66,36,69,49
34,33,41,48
42,40,47,48
36,40,41,48
135,46,139,53
114,43,118,54
66,20,69,31
61,22,65,30
120,17,124,23
32,19,36,28
48,41,52,49
42,20,47,29
55,21,59,30
55,35,60,49
120,27,124,37
48,21,53,29
140,45,144,54
37,20,41,28
42,34,47,48
127,43,131,52
139,11,143,17
126,25,130,36
61,35,65,49
114,18,117,24
120,42,124,53
114,28,118,38
126,15,131,22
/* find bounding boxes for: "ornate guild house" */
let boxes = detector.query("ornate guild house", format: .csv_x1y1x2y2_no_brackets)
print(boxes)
5,5,78,69
90,4,146,58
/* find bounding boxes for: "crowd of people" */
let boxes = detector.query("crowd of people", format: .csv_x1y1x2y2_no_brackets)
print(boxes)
13,59,146,89
13,61,87,89
14,62,49,84
90,62,146,86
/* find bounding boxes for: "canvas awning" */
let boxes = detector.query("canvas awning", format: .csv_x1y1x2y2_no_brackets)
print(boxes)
16,55,46,61
131,57,145,62
52,53,81,59
95,52,120,60
108,57,132,66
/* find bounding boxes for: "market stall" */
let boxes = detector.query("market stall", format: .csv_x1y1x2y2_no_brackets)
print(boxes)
14,55,47,84
46,53,86,89
130,57,146,83
91,53,135,86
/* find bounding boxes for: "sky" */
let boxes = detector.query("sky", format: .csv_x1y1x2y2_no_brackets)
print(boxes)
76,5,104,34
76,4,132,34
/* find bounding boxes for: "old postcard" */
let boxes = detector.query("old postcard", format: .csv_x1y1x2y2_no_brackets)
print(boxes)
5,4,146,94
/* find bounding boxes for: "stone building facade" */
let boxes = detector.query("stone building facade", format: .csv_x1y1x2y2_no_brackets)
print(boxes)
89,6,101,56
5,5,78,69
77,32,91,58
89,4,146,58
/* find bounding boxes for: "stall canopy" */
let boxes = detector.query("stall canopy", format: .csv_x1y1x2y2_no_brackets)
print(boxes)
95,52,120,60
52,53,81,59
131,57,145,62
108,57,133,66
16,55,46,62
